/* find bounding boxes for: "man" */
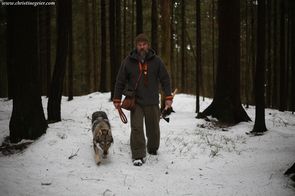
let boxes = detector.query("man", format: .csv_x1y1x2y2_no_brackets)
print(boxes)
113,33,173,166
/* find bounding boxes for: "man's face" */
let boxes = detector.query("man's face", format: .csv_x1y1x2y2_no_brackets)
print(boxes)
136,41,149,56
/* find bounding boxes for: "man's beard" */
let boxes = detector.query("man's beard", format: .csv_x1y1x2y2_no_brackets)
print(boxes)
138,49,148,57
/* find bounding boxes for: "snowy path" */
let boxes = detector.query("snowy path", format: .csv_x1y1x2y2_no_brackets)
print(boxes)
0,93,294,196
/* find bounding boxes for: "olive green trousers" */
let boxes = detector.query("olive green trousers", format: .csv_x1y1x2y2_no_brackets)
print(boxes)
130,104,160,159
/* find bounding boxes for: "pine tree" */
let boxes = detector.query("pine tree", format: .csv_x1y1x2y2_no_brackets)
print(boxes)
8,5,47,143
197,0,251,124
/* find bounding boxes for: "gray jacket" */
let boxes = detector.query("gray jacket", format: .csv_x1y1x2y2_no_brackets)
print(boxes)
113,49,172,106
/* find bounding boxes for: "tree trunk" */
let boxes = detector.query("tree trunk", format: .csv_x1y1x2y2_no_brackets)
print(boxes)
160,0,172,110
251,0,267,134
136,0,143,34
290,0,295,112
92,0,99,92
266,0,272,107
123,0,127,55
84,0,92,92
279,0,286,111
110,0,117,100
250,0,256,107
100,0,107,92
272,0,278,108
8,6,47,143
170,2,175,89
212,0,216,93
181,0,186,92
244,0,250,108
115,0,122,73
198,0,251,124
151,0,158,53
0,8,8,98
45,8,51,97
68,2,73,101
112,0,122,100
7,7,14,100
196,0,201,113
38,7,51,96
131,0,135,43
47,0,71,122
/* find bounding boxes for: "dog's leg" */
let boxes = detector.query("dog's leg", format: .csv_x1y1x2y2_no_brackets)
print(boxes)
93,142,101,165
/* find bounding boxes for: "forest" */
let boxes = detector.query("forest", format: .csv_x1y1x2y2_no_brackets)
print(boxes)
0,0,294,140
0,1,295,195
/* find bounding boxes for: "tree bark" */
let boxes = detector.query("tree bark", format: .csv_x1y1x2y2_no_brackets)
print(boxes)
265,0,272,107
196,0,201,113
160,0,172,110
198,0,251,124
151,0,158,53
111,0,122,100
212,0,216,93
244,0,250,108
181,0,186,92
84,0,92,92
7,7,14,100
272,0,278,108
92,0,99,92
290,0,295,112
110,0,117,100
131,0,135,43
100,0,107,92
123,0,127,55
68,1,73,101
0,8,8,98
38,7,51,97
251,0,267,133
8,6,47,143
47,0,71,122
136,0,143,34
279,0,286,111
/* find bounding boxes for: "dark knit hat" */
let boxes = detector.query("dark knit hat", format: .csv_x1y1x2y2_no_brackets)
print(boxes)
135,33,149,45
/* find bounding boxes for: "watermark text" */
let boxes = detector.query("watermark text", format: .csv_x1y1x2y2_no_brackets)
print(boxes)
1,1,55,6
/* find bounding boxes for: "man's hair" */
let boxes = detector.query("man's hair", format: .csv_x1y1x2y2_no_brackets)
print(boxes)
135,33,149,45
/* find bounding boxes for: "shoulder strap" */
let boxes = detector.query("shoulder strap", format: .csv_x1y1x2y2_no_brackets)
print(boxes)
134,62,143,90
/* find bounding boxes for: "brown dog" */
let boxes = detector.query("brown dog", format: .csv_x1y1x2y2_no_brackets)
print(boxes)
91,111,113,165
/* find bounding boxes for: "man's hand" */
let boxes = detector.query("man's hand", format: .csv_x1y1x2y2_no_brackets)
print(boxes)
113,102,121,109
165,100,173,109
113,99,121,109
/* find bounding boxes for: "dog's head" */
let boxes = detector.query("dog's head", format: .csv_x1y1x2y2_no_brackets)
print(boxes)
91,111,108,124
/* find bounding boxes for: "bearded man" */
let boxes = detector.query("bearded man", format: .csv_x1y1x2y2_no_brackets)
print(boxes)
113,33,173,166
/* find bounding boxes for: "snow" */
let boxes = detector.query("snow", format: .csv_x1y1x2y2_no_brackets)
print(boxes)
0,92,294,196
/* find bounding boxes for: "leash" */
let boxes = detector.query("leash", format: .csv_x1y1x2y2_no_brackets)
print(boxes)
117,107,128,124
117,62,143,124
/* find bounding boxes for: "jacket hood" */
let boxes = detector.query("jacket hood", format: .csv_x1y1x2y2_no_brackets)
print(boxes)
129,48,156,61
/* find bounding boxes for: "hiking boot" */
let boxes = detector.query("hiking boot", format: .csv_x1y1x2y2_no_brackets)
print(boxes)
133,158,145,166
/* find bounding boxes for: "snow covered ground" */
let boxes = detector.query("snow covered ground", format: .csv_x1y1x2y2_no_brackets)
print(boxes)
0,92,294,196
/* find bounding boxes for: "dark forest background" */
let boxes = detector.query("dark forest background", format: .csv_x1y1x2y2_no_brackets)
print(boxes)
0,0,293,108
0,0,295,141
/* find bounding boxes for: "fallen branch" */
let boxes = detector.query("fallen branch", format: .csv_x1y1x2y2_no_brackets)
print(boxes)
41,182,52,186
81,177,102,181
68,148,79,159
